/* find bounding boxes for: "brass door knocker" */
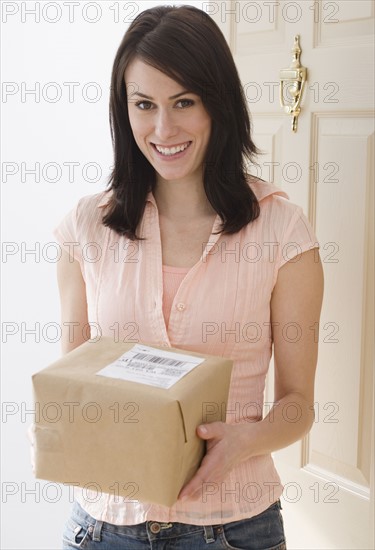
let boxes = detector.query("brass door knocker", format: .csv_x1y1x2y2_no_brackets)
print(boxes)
279,35,308,133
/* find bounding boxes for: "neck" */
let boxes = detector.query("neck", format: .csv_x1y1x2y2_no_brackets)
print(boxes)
153,176,216,220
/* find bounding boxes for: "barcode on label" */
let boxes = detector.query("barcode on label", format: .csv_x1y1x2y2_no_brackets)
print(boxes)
132,353,186,368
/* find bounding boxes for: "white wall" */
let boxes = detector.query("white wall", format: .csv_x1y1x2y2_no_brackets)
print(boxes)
1,1,201,548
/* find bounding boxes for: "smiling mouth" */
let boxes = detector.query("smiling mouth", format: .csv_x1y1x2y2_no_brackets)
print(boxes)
152,141,192,156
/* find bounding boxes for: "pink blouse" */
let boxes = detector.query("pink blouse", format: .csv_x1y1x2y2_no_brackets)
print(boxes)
53,178,319,526
162,265,190,328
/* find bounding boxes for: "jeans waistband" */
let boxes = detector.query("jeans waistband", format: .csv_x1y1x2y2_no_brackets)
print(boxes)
71,501,217,543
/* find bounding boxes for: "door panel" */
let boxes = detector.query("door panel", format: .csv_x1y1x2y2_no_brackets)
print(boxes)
217,0,375,547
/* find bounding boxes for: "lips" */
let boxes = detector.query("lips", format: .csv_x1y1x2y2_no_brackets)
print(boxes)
151,141,192,157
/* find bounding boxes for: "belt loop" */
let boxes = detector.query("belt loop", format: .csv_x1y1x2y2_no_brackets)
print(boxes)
203,525,215,543
92,520,104,542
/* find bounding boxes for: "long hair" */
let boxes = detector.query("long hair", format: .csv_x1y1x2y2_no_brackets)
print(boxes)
103,4,260,239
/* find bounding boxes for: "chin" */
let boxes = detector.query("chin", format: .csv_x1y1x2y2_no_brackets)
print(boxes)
155,169,191,182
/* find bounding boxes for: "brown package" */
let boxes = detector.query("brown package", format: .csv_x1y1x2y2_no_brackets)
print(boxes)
32,338,233,507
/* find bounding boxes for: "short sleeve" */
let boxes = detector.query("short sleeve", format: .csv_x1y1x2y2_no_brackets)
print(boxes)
53,204,83,270
274,205,320,281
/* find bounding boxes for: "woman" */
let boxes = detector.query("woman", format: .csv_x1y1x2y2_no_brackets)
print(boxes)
56,4,324,549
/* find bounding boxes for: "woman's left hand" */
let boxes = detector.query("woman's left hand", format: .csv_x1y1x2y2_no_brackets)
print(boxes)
178,421,251,501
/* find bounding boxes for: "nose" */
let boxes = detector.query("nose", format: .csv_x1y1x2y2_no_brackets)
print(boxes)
154,108,179,142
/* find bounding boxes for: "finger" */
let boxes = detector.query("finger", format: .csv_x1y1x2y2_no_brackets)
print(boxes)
178,471,206,501
178,452,224,501
197,421,224,440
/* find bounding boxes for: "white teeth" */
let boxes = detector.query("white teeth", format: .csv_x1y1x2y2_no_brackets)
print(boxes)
154,142,190,156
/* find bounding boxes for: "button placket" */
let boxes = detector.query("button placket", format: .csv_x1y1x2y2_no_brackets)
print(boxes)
145,199,171,346
168,215,222,327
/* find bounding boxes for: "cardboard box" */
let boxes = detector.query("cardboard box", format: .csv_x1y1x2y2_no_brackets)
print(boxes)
32,338,233,507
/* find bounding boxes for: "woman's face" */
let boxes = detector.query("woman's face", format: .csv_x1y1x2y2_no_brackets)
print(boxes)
125,58,211,186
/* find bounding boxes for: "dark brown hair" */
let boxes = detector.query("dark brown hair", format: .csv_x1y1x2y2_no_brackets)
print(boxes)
103,4,260,239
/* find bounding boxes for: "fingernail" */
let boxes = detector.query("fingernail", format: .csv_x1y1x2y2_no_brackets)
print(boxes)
199,425,207,434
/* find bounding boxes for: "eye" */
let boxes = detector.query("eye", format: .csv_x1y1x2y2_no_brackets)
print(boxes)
175,99,195,108
134,100,153,111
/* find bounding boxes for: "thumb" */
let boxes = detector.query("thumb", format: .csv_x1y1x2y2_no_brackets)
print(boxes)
197,422,222,439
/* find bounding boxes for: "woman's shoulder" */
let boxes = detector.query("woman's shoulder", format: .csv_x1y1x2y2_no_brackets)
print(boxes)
75,190,111,212
246,175,302,216
245,175,310,240
66,190,112,239
73,190,111,221
246,174,289,203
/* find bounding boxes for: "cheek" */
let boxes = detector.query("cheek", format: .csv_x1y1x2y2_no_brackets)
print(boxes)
128,115,150,148
128,110,148,134
197,113,211,139
200,120,211,145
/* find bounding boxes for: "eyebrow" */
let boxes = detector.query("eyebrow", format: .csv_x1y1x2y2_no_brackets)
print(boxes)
129,90,193,100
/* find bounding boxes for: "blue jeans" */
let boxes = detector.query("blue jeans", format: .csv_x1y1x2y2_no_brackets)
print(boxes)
62,500,286,549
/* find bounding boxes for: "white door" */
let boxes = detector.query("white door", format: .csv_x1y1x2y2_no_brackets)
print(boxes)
210,1,374,548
